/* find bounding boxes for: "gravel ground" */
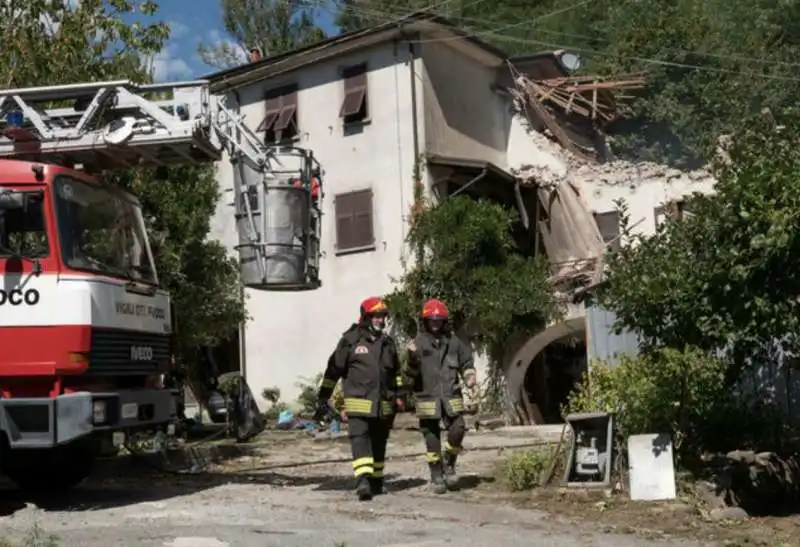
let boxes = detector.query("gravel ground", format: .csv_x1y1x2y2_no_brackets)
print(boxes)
0,426,710,547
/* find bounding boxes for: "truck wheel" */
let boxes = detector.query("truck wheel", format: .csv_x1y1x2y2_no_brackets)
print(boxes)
2,439,97,492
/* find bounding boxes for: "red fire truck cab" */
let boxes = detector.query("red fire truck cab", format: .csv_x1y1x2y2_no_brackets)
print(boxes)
0,159,175,490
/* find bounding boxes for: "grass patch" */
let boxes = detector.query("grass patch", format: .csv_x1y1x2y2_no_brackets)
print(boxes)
498,445,565,492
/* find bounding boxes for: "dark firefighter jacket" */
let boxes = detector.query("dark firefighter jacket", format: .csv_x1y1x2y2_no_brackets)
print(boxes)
317,324,402,418
407,331,475,419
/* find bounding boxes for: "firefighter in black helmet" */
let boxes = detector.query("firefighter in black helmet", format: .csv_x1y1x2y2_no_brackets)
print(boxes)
315,297,403,501
406,298,476,494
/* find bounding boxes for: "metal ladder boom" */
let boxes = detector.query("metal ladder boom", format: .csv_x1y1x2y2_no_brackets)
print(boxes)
0,78,323,291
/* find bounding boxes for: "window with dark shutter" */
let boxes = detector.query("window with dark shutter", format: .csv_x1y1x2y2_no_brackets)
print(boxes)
654,200,688,229
335,189,374,254
256,85,298,143
340,64,368,124
594,210,621,251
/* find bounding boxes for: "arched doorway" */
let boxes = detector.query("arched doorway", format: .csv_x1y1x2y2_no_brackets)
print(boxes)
504,317,586,424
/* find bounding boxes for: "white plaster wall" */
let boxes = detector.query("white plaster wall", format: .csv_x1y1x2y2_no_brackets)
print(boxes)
211,42,423,408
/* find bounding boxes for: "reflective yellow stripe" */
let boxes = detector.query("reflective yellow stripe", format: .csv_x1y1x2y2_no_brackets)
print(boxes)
425,452,441,463
395,375,403,387
416,401,437,418
449,398,465,413
354,466,374,477
374,461,384,469
380,400,394,415
373,465,384,478
344,398,374,414
444,441,462,454
353,456,374,477
321,378,336,389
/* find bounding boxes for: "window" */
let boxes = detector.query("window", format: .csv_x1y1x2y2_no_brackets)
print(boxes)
340,64,368,124
335,189,374,253
257,85,298,143
594,210,620,251
54,176,157,284
654,200,688,228
0,190,49,258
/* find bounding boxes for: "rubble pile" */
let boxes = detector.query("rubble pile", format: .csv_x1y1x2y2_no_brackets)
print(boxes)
512,120,713,191
700,450,800,514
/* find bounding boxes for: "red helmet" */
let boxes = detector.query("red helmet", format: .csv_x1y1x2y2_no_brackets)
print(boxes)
421,298,449,321
359,297,388,319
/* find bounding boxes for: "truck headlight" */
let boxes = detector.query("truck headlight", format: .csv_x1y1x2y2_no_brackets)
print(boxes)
92,400,107,424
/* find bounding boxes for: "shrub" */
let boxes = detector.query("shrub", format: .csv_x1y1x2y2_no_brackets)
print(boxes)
296,373,344,416
500,447,553,491
564,346,793,463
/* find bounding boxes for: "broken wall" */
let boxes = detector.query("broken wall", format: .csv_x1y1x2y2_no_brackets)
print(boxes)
506,114,716,239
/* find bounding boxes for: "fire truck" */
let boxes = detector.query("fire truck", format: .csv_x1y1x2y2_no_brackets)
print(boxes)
0,79,323,490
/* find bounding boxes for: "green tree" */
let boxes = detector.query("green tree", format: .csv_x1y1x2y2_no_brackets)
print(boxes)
198,0,327,69
334,0,800,167
600,110,800,383
0,1,246,365
384,193,558,406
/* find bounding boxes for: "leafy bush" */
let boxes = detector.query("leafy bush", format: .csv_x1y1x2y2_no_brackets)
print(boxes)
500,447,553,491
296,373,344,416
565,347,793,462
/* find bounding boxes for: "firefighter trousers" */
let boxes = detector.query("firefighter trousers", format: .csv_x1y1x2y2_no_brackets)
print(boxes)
419,413,466,465
349,416,393,479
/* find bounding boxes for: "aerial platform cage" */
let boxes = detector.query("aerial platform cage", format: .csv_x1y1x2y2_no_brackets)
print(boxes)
232,148,322,291
0,79,323,291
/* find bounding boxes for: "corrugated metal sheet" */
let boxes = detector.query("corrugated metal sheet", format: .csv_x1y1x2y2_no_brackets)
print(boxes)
586,304,640,368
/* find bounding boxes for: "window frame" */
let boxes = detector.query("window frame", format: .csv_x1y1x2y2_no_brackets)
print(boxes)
256,84,300,144
339,63,369,126
593,210,621,252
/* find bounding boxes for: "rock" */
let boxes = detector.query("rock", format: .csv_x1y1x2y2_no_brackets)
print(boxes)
703,450,800,515
726,450,756,464
708,506,749,521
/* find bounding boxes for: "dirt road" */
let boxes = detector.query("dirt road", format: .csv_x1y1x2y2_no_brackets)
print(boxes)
0,427,709,546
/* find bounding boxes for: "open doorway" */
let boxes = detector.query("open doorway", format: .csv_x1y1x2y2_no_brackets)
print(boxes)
209,330,241,376
523,337,587,424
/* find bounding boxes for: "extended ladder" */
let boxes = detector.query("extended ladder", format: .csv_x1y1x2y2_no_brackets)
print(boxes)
0,80,323,291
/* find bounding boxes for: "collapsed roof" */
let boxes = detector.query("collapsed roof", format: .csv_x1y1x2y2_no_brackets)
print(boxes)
507,57,647,294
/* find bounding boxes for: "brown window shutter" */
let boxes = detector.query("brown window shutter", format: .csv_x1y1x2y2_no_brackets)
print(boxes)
335,194,355,250
340,67,367,118
273,90,297,132
351,190,374,247
256,96,282,132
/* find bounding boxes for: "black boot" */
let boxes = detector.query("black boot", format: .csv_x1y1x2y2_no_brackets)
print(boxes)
443,452,459,490
355,475,373,501
369,476,387,496
428,463,447,495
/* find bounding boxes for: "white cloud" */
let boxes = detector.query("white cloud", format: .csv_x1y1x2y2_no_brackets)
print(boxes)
203,29,248,66
147,43,193,82
169,20,189,40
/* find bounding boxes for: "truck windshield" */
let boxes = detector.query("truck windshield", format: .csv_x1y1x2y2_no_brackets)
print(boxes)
0,190,49,258
54,176,157,284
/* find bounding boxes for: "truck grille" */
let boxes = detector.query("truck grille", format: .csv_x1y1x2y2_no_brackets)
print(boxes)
89,328,170,375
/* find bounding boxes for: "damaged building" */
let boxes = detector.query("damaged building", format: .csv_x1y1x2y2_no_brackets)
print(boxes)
206,12,715,415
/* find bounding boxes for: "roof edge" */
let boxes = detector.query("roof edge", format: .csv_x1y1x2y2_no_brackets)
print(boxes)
207,12,508,93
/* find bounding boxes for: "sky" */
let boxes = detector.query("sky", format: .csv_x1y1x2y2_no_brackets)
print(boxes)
150,0,339,82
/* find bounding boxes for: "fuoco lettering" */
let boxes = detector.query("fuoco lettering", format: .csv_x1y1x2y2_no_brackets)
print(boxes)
0,288,40,306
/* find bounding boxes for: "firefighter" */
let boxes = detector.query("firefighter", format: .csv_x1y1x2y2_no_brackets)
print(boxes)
406,298,476,494
315,297,402,501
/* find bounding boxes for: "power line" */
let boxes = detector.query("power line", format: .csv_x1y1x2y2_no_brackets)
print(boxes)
314,1,800,81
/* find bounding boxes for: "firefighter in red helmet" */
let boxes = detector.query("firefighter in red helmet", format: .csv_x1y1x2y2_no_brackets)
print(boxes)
315,297,403,501
406,298,476,494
